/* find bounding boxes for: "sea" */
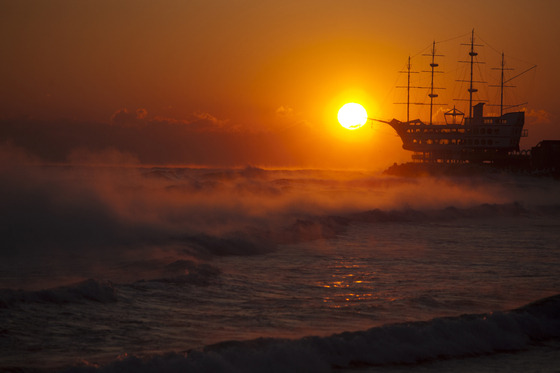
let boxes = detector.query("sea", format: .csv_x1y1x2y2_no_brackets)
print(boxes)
1,163,559,372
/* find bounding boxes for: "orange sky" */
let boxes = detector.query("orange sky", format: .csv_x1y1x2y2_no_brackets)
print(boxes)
1,0,559,169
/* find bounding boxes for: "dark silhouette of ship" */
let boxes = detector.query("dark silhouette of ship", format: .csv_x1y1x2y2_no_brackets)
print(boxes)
377,102,526,163
373,31,535,165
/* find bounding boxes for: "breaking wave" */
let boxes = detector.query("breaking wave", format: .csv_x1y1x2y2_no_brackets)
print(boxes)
2,163,560,289
133,259,221,286
65,293,560,372
0,279,117,308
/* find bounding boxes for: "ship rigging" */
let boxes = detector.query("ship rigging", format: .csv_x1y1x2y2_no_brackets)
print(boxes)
372,30,536,164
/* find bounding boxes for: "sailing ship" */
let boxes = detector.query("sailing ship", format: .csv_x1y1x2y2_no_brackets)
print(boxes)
373,31,534,163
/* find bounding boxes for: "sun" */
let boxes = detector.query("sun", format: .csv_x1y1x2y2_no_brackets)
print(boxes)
338,103,368,130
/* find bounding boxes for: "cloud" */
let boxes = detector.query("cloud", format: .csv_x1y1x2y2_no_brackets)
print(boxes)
0,111,274,165
136,108,148,120
67,147,140,165
276,105,294,117
0,141,40,165
0,107,392,168
150,111,233,132
111,108,149,125
526,108,552,125
111,108,138,125
192,111,227,126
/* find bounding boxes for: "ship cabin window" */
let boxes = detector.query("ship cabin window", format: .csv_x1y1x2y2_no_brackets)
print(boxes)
484,119,494,124
494,128,499,134
473,128,479,135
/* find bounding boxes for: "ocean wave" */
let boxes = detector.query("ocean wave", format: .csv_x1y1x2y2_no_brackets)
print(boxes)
179,233,273,257
0,279,117,308
346,201,531,224
272,202,530,244
65,293,560,372
133,260,221,286
3,164,558,263
174,201,550,257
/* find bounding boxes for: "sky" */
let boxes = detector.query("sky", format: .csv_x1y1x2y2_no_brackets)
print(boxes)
1,0,559,169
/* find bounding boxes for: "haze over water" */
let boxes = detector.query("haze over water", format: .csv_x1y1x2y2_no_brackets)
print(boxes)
1,158,559,371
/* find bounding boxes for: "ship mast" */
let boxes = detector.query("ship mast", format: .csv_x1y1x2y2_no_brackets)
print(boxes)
429,41,438,125
457,30,485,119
468,29,477,119
490,54,536,115
422,41,444,125
500,52,504,116
489,52,507,116
396,56,419,123
407,56,411,122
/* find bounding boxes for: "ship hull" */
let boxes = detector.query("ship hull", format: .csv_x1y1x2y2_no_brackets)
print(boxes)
387,103,526,163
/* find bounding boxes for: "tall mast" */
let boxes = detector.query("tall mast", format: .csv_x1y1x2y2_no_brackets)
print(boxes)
468,29,477,119
490,52,516,115
407,56,411,122
421,41,444,124
428,41,438,125
396,56,418,122
457,29,485,118
500,52,504,116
